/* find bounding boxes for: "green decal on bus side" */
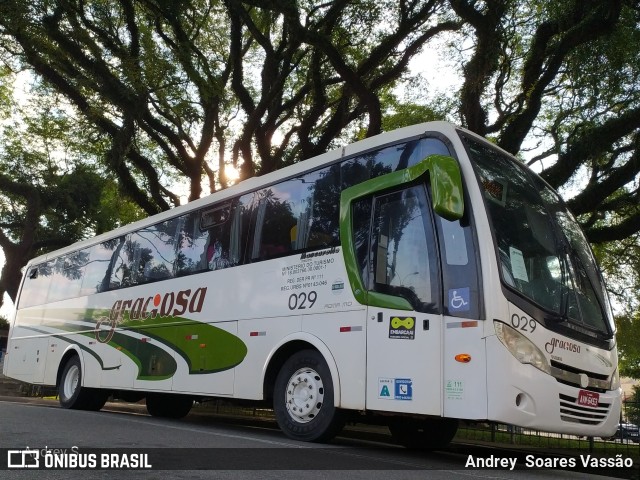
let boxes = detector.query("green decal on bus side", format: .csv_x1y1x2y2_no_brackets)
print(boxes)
339,154,464,309
123,318,248,375
24,321,178,380
24,307,248,380
93,330,177,380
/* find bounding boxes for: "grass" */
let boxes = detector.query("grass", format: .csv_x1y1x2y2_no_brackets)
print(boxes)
457,424,640,461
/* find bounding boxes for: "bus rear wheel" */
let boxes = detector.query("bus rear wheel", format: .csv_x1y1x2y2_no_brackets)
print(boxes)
273,349,344,442
146,393,193,418
59,356,108,411
389,417,458,450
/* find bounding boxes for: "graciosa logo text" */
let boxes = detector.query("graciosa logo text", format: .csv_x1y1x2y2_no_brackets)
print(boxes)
95,287,208,343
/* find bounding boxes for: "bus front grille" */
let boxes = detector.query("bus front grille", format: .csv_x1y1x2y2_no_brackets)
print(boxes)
550,361,610,392
558,394,610,425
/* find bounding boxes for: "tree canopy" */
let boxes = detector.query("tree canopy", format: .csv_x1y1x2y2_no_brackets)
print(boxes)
0,0,639,312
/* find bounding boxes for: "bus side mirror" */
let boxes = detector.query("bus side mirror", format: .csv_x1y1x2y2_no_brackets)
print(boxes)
421,154,464,221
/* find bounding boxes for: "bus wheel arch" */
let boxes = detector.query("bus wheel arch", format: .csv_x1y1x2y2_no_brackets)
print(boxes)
57,350,108,411
263,336,341,405
268,342,345,442
56,346,84,393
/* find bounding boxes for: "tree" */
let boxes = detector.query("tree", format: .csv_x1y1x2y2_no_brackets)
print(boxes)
594,234,640,379
0,77,145,308
445,0,640,245
624,385,640,425
615,313,640,380
0,0,639,313
0,0,460,206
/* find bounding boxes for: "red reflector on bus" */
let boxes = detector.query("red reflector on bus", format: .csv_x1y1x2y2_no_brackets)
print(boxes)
339,326,362,332
199,344,206,349
461,321,478,328
140,338,149,343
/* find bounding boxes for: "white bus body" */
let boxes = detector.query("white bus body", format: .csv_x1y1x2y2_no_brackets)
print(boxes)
3,122,620,447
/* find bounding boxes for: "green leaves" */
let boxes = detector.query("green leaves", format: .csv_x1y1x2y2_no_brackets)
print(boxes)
616,313,640,380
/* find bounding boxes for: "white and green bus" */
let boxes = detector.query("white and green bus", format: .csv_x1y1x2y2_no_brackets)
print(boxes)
3,122,621,448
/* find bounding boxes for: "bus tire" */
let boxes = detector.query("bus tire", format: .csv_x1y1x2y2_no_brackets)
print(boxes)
146,393,193,418
389,417,458,450
273,349,344,442
83,389,109,411
59,356,107,411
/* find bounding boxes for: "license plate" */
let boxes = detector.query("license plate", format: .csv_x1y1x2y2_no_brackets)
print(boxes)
577,389,600,408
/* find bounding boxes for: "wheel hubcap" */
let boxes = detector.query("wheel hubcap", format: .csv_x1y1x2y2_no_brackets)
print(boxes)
285,367,325,423
63,365,79,400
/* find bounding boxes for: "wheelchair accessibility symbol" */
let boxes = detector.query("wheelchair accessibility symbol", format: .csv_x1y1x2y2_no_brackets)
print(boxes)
449,288,470,312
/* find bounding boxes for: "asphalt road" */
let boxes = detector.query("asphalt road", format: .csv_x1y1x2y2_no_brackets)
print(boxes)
0,398,630,479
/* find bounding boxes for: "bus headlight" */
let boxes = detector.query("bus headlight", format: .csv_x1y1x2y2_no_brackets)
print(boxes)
494,321,551,375
610,368,620,391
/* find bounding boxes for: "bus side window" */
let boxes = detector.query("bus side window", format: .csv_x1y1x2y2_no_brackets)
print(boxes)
109,235,135,289
80,241,119,295
352,198,373,290
252,188,296,260
18,264,52,308
302,165,340,250
341,137,450,189
202,203,234,271
127,218,179,284
48,255,84,303
176,211,209,275
436,216,482,319
252,166,340,261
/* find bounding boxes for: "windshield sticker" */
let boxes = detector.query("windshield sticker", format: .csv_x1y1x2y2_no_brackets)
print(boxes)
389,316,415,339
509,247,529,282
449,288,470,312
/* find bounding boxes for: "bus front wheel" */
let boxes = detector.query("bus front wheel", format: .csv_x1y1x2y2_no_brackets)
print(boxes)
59,356,108,411
273,349,344,442
389,417,458,450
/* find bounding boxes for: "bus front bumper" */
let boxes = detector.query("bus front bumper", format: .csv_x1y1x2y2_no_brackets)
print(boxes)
485,335,621,438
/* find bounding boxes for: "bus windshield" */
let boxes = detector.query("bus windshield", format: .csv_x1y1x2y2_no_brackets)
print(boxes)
460,133,614,339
